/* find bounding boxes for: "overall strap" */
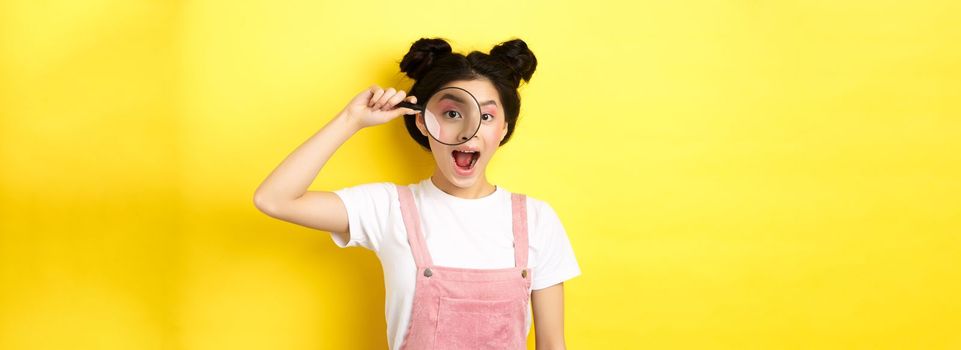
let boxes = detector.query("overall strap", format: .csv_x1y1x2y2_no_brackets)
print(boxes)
511,193,529,268
396,184,433,267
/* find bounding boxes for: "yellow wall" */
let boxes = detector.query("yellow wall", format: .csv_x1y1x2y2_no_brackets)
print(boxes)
2,0,959,349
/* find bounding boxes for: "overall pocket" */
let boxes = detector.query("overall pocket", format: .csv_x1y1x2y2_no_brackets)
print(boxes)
432,296,525,349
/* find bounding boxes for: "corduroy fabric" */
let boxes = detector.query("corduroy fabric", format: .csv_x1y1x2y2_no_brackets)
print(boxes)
396,184,532,350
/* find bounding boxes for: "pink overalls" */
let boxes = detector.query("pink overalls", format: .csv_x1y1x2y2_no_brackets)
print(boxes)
395,184,532,350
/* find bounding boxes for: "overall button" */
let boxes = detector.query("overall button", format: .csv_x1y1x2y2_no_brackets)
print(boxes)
521,269,527,278
424,268,433,278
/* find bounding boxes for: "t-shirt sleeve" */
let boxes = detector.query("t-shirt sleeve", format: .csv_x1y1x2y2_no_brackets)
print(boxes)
530,200,582,291
329,182,395,252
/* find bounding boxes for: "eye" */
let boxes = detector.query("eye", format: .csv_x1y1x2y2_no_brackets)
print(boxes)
481,114,494,121
444,110,461,119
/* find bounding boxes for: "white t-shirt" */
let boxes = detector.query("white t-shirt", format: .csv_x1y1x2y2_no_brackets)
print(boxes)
331,178,581,350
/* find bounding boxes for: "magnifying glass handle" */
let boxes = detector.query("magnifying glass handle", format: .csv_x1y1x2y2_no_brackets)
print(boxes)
395,101,423,115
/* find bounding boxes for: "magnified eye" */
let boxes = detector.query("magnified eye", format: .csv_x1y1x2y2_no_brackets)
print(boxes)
445,110,462,119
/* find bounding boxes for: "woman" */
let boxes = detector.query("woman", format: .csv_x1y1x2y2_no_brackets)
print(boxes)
254,37,581,349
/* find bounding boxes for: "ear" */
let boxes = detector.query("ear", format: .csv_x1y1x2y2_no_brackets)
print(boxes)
415,114,429,137
500,122,509,142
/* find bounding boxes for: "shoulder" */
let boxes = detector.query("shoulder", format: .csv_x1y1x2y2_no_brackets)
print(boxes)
517,193,558,216
514,193,564,231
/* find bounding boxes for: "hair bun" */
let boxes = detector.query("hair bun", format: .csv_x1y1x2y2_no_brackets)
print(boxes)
489,39,537,86
400,38,453,80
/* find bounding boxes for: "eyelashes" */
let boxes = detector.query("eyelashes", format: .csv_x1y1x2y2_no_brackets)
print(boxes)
440,111,495,121
444,110,462,119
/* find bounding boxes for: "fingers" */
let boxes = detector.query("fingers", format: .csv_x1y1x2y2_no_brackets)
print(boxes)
377,89,410,110
370,87,394,110
385,90,407,109
398,96,418,115
364,85,415,108
368,85,385,108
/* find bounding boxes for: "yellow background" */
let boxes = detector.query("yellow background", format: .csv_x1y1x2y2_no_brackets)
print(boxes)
1,0,959,349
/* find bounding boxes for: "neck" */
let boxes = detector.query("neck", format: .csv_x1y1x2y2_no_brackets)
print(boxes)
430,171,496,199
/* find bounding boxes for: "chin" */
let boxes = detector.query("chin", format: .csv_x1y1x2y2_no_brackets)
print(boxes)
440,165,481,188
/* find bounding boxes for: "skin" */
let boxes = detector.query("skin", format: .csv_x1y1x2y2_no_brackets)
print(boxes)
414,78,508,199
253,81,567,349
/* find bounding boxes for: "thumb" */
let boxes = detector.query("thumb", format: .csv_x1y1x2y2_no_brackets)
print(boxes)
396,107,419,116
394,95,419,115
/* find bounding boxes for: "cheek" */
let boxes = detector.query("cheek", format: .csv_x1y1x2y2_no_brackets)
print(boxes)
427,140,445,160
479,125,504,147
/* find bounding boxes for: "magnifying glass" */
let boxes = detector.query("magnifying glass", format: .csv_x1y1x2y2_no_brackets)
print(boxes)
396,87,482,146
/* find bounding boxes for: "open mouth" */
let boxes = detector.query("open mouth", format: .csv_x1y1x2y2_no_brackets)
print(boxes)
451,150,480,171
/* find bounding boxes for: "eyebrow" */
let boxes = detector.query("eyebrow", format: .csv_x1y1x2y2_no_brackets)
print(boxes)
438,93,498,109
438,93,467,104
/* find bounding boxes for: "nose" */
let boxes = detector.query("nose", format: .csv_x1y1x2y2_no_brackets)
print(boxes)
459,131,478,141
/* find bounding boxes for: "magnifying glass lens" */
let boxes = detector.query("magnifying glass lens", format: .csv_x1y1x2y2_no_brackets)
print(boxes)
422,87,481,145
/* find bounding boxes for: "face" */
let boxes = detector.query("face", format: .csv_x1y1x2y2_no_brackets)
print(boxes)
415,78,508,191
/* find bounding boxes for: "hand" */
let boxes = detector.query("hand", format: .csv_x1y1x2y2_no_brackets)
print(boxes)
340,85,418,129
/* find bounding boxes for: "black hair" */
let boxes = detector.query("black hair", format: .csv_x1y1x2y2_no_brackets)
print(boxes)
399,37,537,150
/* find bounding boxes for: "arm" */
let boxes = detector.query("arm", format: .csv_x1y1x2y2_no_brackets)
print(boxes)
253,85,417,238
531,282,567,350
